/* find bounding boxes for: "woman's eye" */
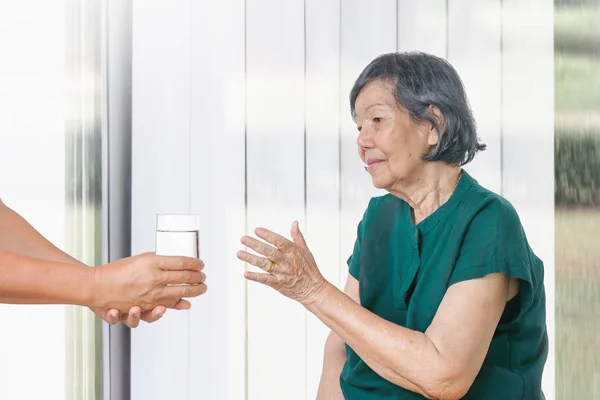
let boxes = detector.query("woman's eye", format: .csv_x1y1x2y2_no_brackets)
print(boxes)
357,126,362,132
373,117,382,123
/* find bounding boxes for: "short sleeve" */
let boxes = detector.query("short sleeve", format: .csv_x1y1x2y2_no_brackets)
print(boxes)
449,198,540,319
346,218,364,280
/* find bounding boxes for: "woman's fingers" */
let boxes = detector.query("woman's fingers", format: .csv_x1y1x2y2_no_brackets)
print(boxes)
254,227,294,253
290,221,308,249
240,235,282,262
164,270,206,285
237,250,274,271
244,271,277,286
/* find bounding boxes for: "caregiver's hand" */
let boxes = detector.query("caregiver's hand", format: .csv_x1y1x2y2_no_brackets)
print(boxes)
91,252,207,314
92,303,186,328
237,221,328,305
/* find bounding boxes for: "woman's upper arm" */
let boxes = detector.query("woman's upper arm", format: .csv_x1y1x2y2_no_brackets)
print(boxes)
424,272,509,387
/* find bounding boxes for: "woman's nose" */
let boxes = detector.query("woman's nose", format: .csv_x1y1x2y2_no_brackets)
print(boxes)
357,128,374,150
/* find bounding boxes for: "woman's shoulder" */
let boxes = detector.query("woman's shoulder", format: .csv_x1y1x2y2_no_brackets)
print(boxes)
460,176,541,265
461,175,522,226
452,175,546,292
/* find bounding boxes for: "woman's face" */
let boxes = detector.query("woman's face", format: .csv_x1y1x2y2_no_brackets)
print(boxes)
354,79,439,190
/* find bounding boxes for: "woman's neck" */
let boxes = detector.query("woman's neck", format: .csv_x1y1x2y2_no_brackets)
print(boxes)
389,163,462,224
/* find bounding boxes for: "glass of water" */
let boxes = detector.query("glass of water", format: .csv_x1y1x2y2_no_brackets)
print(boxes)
155,214,200,258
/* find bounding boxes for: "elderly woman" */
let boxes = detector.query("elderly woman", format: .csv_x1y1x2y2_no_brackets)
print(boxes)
237,52,548,399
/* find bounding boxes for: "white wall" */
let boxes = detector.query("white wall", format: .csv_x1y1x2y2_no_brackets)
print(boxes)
0,2,67,399
130,1,555,399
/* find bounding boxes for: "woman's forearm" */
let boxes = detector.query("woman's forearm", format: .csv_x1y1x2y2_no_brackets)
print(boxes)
306,283,448,399
316,332,347,400
0,250,95,306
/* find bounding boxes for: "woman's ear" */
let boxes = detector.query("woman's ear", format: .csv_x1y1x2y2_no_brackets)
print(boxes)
427,105,445,146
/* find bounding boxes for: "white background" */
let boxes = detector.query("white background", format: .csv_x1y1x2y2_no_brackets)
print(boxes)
128,1,555,399
0,1,67,399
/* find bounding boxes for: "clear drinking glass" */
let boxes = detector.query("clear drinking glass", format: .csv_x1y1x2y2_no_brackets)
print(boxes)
155,214,200,258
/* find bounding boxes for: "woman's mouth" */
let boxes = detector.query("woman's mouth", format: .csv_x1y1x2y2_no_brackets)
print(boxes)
366,159,383,171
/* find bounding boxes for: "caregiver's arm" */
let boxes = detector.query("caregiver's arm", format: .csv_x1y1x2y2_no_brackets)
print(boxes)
0,199,135,324
0,250,97,305
316,274,360,400
0,200,202,324
0,199,90,266
0,249,204,308
306,273,511,400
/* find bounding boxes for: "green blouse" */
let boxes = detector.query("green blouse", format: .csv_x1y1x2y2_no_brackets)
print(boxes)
340,170,548,399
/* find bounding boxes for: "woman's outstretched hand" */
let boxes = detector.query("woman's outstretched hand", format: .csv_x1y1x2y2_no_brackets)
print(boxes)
237,221,329,305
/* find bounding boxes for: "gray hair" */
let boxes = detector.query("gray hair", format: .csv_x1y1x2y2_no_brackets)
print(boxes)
350,52,485,166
